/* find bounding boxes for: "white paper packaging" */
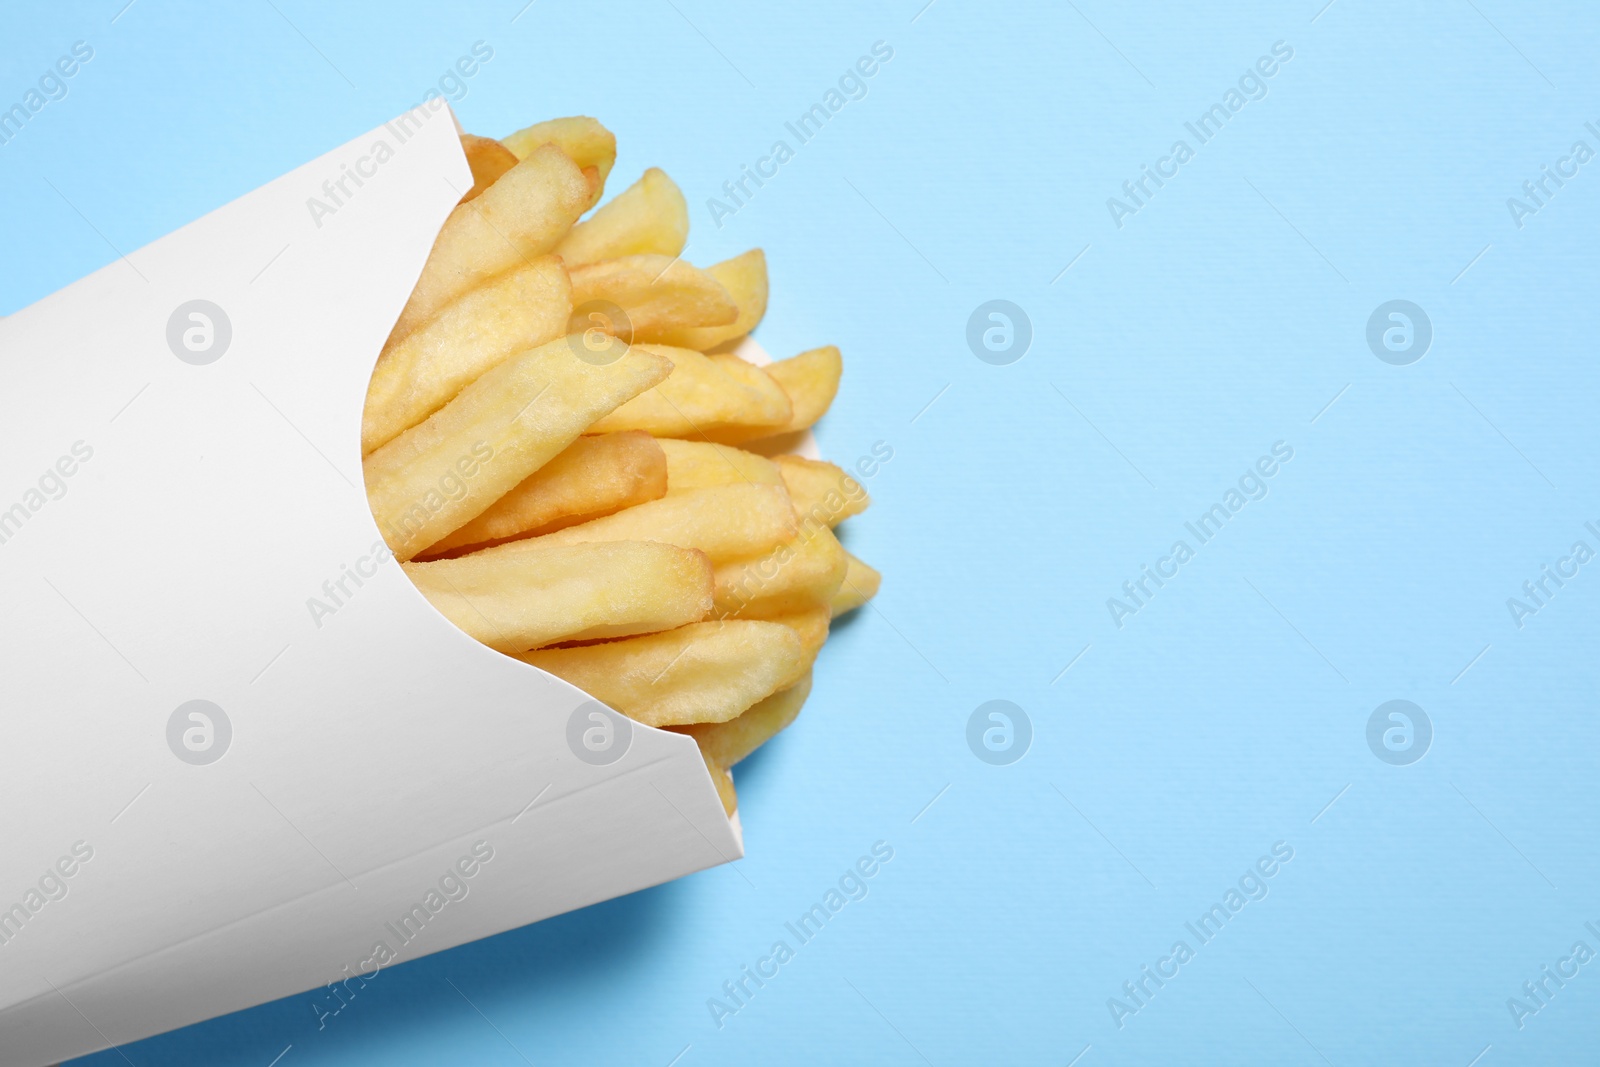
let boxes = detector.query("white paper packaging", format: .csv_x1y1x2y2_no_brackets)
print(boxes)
0,104,744,1066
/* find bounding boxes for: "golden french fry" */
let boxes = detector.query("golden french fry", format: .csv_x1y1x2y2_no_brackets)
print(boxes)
775,455,870,527
765,346,842,430
654,249,768,351
674,670,813,770
392,145,591,339
365,339,671,561
555,168,688,266
522,483,795,564
829,551,882,617
460,134,518,201
762,607,830,664
519,620,805,726
362,257,571,455
588,345,792,438
708,353,792,416
567,256,736,343
718,345,842,447
500,116,615,208
421,432,666,557
698,747,738,816
403,539,711,654
707,346,842,447
659,439,783,493
714,524,847,618
358,113,878,821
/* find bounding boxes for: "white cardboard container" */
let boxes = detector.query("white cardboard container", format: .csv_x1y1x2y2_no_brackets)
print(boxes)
0,104,752,1066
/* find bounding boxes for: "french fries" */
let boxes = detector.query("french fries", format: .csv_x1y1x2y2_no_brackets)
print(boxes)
679,671,813,768
501,115,616,207
362,256,571,455
672,671,812,812
567,256,737,343
520,620,805,727
555,168,688,266
830,551,883,618
659,439,784,492
775,455,870,526
364,338,671,561
460,134,518,201
362,114,882,818
421,431,667,557
713,345,842,445
709,353,793,419
713,524,848,619
523,483,796,564
700,753,739,816
588,345,792,438
391,144,593,339
765,608,830,664
655,249,768,352
671,672,813,814
765,346,844,433
405,540,711,654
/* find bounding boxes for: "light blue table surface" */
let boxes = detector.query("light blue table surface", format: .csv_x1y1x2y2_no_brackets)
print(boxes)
4,1,1598,1063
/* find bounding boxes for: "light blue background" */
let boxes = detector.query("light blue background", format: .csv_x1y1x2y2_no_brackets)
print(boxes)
3,1,1597,1063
